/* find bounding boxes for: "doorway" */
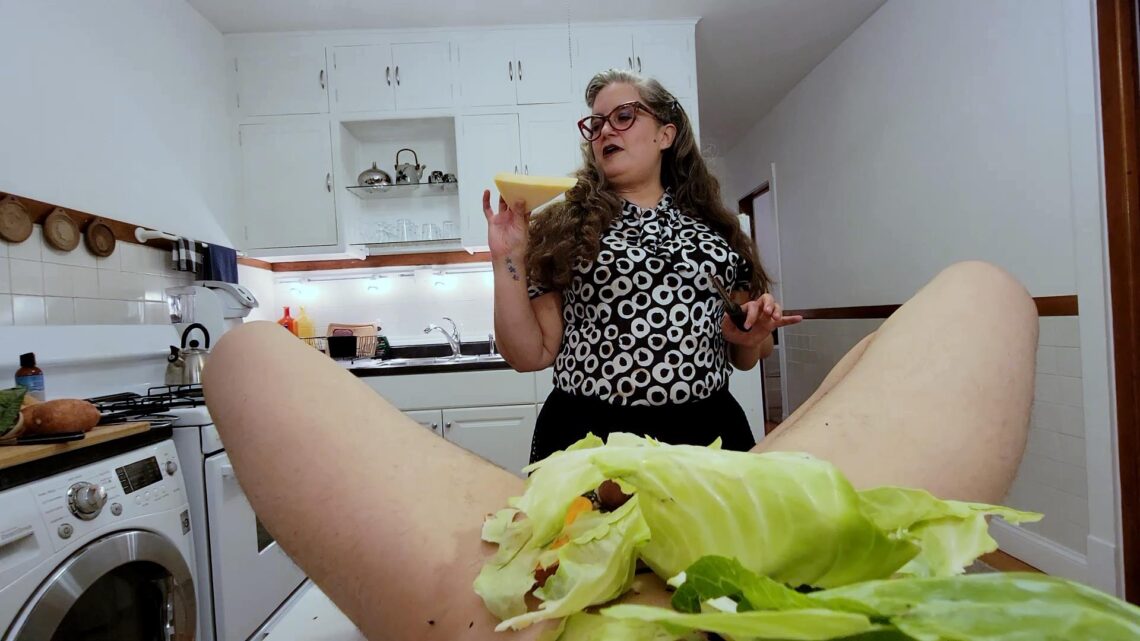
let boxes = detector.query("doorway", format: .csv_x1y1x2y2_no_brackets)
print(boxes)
738,182,784,434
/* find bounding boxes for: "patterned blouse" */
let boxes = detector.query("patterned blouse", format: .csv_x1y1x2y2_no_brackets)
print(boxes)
528,191,752,406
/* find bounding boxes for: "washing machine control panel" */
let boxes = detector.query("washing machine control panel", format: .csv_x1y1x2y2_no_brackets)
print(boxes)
30,441,186,552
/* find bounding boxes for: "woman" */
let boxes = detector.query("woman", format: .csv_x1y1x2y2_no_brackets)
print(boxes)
484,69,803,462
203,261,1038,641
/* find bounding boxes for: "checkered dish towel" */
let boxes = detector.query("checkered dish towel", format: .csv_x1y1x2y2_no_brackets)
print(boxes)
172,237,204,276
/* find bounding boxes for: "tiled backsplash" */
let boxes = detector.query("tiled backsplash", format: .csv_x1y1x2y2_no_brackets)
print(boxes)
265,264,494,345
780,316,1089,556
0,227,194,326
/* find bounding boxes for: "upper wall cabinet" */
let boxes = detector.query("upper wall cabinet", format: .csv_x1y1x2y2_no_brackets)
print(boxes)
329,44,395,113
330,40,453,113
456,28,573,107
238,120,338,250
571,25,695,101
235,40,330,117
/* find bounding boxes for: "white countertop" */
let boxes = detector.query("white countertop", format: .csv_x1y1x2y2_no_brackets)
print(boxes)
261,582,366,641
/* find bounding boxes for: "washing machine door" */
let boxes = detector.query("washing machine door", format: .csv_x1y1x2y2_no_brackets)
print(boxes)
5,530,196,641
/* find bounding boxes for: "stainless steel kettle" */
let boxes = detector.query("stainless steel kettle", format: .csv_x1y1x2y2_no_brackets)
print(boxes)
394,148,426,184
166,323,210,386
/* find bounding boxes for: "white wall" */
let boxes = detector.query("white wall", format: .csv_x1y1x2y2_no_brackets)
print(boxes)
0,0,236,246
722,0,1119,591
0,229,194,326
724,0,1078,308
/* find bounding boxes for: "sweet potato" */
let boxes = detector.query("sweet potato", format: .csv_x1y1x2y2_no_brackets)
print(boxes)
20,399,101,435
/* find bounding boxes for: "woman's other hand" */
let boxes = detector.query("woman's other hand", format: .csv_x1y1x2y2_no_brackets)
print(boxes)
723,293,803,347
483,190,531,258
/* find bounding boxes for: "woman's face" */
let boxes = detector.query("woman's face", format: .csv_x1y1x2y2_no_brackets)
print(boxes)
588,83,674,186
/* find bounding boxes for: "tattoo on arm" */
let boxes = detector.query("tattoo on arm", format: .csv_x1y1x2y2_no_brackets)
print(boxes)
505,257,520,281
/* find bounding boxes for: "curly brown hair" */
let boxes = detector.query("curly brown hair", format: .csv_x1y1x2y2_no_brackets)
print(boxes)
525,69,772,297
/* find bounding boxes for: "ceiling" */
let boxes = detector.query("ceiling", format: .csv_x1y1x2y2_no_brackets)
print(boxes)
186,0,885,154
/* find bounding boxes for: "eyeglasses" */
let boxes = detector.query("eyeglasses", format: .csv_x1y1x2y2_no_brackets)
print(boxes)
577,101,661,141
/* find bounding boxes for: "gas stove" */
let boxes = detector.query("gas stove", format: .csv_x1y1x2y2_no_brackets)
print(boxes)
88,384,206,428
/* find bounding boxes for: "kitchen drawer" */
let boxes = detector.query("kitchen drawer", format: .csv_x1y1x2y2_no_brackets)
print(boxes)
362,369,537,410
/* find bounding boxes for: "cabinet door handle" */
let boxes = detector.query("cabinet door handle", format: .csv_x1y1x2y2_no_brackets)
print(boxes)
445,421,452,430
431,422,439,431
508,60,513,81
326,173,331,192
637,56,642,73
395,65,400,86
524,164,529,175
386,66,391,86
628,56,633,70
518,59,523,80
319,68,326,89
514,164,518,174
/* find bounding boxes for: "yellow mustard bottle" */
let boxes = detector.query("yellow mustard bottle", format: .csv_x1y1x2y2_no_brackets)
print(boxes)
296,307,316,339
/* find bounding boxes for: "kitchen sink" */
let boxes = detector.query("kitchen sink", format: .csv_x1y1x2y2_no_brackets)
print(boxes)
347,354,506,369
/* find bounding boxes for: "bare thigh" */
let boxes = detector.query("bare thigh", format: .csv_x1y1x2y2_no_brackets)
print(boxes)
756,261,1038,503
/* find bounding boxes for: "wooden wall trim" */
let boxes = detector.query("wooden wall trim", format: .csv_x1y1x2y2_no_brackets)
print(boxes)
786,295,1078,320
1097,0,1140,604
237,256,274,271
268,250,491,273
0,191,177,252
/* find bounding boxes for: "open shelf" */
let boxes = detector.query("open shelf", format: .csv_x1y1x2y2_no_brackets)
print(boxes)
346,182,458,200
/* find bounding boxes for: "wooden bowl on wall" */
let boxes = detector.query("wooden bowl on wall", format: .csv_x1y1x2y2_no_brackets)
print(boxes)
85,218,117,257
43,208,81,251
0,197,33,243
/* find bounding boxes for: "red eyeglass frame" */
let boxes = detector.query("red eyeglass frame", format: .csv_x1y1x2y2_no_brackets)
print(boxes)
577,101,662,141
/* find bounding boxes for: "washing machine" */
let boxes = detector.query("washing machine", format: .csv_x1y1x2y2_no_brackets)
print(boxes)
0,438,197,640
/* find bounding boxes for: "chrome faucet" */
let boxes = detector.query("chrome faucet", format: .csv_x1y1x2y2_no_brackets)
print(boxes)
424,316,461,358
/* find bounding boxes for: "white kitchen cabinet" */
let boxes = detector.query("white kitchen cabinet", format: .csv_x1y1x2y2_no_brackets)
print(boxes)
239,120,338,249
457,113,522,248
330,45,395,113
456,38,516,107
513,30,573,105
631,27,695,99
391,41,453,110
519,105,582,178
443,405,537,476
571,25,695,100
457,29,572,107
235,41,329,117
571,27,634,101
404,409,443,435
678,96,700,144
330,41,450,113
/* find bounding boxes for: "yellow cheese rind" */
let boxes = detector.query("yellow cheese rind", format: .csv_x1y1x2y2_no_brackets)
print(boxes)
494,173,578,212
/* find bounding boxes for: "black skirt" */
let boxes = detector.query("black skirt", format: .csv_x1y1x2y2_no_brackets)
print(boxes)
530,386,756,464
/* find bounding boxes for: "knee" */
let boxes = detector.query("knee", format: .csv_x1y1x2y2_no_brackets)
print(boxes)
934,261,1037,325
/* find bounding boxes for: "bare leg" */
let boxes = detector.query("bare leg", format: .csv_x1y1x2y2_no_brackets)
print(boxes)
203,323,559,641
777,332,875,427
757,261,1038,503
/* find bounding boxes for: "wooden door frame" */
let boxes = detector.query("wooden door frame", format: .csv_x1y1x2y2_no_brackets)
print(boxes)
1097,0,1140,603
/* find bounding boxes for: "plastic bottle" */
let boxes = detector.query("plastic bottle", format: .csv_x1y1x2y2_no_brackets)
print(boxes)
296,307,316,339
278,306,298,335
15,352,45,401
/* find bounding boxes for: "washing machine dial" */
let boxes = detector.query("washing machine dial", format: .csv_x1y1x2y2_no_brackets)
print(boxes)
67,482,107,520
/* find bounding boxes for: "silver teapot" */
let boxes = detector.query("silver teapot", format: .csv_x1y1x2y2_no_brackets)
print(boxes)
394,148,426,184
166,323,210,386
357,162,393,188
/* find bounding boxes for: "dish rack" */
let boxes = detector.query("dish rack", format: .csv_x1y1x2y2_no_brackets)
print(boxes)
300,336,378,360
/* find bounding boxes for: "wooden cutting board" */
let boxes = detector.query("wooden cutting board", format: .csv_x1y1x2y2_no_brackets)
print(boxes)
0,422,150,470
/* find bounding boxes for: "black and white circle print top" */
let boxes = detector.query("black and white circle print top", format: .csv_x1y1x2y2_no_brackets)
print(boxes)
527,191,753,407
